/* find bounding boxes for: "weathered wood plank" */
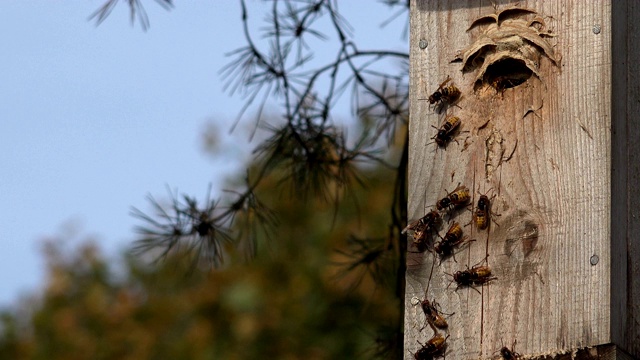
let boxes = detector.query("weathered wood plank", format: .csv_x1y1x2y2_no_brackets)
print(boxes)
528,343,634,360
405,1,625,358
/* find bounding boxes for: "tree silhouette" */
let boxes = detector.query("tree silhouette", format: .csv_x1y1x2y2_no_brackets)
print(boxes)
90,0,411,357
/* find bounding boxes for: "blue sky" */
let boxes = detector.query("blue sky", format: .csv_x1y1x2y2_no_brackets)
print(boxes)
0,1,407,306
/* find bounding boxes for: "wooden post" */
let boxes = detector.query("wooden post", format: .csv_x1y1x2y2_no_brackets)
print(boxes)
405,1,639,359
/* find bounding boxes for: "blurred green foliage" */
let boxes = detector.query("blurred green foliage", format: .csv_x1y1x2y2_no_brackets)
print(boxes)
0,166,401,359
1,2,412,358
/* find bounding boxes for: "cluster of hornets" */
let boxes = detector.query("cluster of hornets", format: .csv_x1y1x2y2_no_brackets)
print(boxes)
403,78,519,360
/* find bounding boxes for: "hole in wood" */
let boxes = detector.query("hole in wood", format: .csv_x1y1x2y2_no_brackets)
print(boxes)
484,58,533,90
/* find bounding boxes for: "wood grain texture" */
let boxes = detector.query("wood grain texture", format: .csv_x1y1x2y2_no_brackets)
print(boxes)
527,344,634,360
405,1,616,358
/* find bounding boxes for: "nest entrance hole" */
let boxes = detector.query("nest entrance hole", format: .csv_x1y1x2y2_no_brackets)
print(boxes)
484,58,533,90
